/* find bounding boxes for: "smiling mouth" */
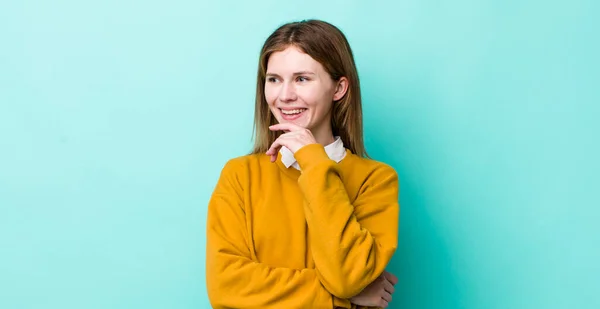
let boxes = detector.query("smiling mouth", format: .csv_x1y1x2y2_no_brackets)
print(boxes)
280,108,307,115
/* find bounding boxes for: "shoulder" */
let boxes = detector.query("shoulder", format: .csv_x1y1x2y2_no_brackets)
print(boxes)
218,152,271,178
343,152,398,176
212,154,261,194
341,152,399,185
214,153,279,196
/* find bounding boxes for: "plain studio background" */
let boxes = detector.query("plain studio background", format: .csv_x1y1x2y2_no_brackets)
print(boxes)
1,1,598,308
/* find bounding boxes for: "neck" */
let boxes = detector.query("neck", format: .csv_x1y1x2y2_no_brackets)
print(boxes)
312,128,335,146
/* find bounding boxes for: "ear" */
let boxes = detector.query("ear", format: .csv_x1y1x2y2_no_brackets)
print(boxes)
333,77,349,101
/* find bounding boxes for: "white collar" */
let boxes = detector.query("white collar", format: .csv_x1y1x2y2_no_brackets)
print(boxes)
280,136,347,170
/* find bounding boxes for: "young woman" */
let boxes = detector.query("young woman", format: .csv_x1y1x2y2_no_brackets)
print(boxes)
206,19,400,309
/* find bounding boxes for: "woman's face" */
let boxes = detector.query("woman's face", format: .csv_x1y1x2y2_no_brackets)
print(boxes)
264,46,346,140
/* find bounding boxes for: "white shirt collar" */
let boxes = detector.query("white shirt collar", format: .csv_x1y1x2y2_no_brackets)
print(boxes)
280,136,347,170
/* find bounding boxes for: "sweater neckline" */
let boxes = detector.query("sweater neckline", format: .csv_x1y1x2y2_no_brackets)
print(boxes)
275,148,353,180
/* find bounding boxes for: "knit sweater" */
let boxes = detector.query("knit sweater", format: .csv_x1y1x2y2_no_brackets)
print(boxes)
206,143,400,308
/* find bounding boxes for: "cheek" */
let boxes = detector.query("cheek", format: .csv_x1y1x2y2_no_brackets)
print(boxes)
297,86,319,107
264,85,277,105
299,85,332,110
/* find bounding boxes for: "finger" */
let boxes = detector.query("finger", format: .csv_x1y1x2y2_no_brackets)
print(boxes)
266,134,289,154
382,291,392,302
384,270,398,285
266,135,292,162
265,141,278,156
383,278,395,294
266,139,284,160
267,132,302,156
269,123,303,132
378,298,389,308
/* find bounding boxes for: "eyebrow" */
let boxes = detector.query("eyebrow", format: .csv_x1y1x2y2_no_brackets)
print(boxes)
265,71,316,77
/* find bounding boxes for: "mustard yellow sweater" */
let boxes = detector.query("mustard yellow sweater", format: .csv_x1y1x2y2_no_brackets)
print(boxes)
206,143,399,309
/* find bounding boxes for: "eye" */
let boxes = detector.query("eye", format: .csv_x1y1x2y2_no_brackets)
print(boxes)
296,76,309,82
267,77,279,83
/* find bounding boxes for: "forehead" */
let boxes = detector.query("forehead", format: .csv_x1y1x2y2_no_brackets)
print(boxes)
267,46,324,74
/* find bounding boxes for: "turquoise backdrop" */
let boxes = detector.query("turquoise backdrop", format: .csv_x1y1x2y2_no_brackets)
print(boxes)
1,1,598,308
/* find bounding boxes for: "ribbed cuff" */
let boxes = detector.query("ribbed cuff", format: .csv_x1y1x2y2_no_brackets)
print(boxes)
333,296,352,308
294,143,331,171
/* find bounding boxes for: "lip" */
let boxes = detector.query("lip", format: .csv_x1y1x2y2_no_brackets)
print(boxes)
279,107,307,121
278,107,307,111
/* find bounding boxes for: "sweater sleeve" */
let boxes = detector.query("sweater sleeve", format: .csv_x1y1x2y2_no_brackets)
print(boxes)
294,144,400,299
206,159,352,309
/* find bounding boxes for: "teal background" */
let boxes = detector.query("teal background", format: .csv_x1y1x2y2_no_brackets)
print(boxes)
1,1,598,308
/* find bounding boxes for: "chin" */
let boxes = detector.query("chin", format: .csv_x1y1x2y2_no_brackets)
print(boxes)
287,119,311,128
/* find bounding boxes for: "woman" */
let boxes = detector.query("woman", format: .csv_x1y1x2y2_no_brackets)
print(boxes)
206,19,400,309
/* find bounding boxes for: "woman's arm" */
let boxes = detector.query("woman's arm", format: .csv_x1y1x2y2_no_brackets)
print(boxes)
206,160,351,309
294,144,400,299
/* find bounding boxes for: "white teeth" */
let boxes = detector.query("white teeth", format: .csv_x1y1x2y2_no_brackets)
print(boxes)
281,109,306,115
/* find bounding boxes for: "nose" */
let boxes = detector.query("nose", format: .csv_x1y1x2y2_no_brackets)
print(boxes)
279,81,297,102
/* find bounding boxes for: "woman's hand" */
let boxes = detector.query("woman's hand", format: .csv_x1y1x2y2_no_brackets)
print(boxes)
349,270,398,308
265,123,317,162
